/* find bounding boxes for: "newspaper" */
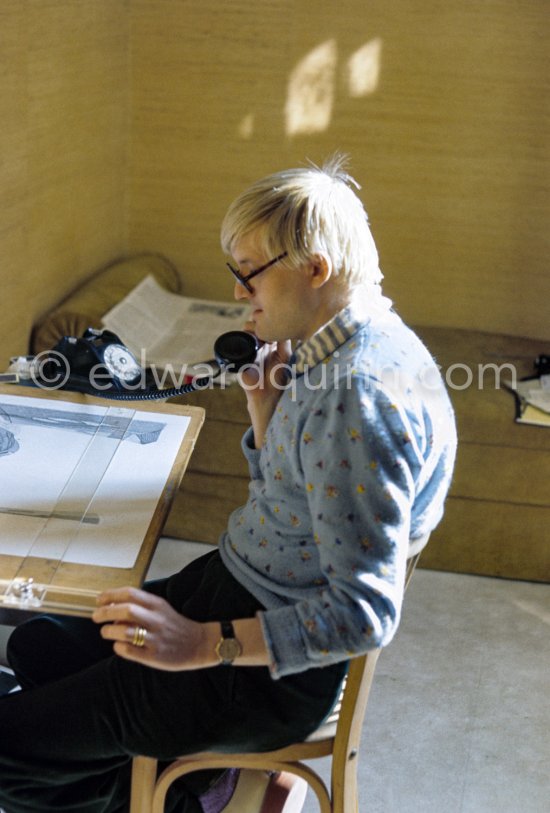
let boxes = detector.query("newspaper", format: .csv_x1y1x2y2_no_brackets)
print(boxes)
102,275,249,370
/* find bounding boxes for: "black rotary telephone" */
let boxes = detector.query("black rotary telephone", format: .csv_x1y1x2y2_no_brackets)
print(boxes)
29,328,260,400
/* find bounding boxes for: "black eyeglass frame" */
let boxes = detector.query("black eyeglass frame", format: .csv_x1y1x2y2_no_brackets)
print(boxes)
226,252,288,293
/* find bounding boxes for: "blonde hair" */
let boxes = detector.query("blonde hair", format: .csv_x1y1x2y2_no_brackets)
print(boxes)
220,154,383,289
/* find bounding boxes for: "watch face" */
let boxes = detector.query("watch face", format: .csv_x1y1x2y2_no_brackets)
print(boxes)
103,344,142,382
218,638,242,662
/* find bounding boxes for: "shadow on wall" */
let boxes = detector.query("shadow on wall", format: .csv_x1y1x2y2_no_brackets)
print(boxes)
237,38,383,139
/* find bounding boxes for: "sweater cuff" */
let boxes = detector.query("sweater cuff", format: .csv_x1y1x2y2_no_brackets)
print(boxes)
258,605,308,679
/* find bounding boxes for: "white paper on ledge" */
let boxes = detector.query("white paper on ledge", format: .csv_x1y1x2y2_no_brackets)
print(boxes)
102,274,250,370
513,377,550,415
527,389,550,413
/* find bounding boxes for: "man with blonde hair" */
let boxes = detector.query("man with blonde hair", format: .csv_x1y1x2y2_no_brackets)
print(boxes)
0,156,456,813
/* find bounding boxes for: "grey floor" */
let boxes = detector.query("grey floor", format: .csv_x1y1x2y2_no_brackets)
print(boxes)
2,538,549,813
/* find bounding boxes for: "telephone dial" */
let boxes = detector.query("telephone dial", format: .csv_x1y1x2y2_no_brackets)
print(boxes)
26,327,260,400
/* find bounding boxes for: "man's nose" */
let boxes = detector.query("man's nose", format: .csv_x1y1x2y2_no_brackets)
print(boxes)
234,281,250,301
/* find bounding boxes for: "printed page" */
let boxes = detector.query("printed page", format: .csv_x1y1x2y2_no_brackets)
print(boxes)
514,376,550,416
102,275,250,369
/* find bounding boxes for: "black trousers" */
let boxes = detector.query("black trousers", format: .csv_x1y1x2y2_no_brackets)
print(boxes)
0,551,347,813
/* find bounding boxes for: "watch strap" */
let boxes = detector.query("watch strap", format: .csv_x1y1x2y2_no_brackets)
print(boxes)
220,620,234,639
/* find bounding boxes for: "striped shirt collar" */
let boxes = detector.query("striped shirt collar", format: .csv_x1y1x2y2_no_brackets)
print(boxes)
292,291,391,374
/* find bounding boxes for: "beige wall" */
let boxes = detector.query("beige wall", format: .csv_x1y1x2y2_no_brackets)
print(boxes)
0,0,548,367
128,0,549,339
0,0,129,358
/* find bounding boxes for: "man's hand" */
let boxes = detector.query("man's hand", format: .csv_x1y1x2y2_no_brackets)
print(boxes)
92,587,219,670
239,336,292,448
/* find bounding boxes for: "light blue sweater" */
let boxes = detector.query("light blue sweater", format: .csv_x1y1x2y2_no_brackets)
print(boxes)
219,297,457,678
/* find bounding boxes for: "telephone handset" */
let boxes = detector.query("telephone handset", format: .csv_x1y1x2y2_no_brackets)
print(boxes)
32,328,260,400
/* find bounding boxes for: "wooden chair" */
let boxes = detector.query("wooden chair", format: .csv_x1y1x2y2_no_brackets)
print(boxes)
130,552,422,813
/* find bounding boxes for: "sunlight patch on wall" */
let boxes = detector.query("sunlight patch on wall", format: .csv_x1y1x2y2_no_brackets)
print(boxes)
346,38,382,97
284,39,338,137
236,37,383,139
238,113,255,139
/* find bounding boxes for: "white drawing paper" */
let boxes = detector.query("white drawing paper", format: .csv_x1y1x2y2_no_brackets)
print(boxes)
0,394,190,569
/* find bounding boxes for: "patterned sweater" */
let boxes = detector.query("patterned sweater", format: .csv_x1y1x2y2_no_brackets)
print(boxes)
219,296,457,678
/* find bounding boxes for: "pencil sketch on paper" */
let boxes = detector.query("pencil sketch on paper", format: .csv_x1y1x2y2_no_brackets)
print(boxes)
0,394,191,569
0,401,166,446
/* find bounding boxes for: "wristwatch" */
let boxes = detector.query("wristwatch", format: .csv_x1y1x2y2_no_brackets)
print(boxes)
215,621,242,665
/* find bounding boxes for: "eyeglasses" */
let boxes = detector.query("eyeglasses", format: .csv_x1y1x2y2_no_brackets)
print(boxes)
226,252,288,293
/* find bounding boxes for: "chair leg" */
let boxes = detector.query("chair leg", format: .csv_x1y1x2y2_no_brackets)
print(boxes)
332,769,358,813
130,756,158,813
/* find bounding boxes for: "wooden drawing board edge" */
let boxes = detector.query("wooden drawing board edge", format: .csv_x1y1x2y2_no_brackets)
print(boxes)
0,385,205,615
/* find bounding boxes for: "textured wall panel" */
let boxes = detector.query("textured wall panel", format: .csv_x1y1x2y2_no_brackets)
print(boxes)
128,0,549,339
0,1,129,358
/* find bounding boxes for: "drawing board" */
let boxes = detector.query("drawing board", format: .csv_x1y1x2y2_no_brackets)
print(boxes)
0,387,204,615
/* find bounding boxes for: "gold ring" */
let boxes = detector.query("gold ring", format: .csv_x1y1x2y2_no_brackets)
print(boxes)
131,626,148,648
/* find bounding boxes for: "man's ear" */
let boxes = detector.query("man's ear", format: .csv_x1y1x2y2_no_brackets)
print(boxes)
309,254,333,288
